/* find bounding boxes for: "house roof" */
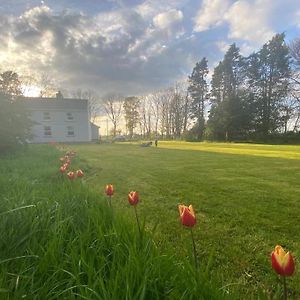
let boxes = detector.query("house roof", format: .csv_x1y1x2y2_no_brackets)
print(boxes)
90,122,100,128
20,96,88,110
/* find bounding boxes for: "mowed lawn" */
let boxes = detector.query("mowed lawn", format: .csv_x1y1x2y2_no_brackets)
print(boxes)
74,141,300,297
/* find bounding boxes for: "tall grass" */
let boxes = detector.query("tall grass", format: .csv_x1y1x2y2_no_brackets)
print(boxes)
0,146,229,299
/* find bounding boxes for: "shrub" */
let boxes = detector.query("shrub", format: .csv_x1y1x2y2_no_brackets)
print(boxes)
0,92,32,153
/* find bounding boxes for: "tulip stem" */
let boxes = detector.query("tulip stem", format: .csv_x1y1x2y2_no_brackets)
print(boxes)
283,276,287,300
107,195,112,207
190,228,198,269
134,205,141,237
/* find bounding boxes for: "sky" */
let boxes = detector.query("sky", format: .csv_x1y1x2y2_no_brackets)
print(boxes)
0,0,300,97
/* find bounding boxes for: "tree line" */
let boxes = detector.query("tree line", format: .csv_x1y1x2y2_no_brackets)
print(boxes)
102,33,300,142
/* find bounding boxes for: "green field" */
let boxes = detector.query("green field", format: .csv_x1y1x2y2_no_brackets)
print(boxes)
74,141,300,298
1,142,299,299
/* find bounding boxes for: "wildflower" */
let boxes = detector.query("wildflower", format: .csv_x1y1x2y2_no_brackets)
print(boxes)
67,171,75,180
271,245,295,276
128,191,139,206
105,184,114,196
76,169,84,178
59,166,66,173
178,204,196,227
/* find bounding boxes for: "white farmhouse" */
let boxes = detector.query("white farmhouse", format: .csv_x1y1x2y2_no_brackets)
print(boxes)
23,96,99,143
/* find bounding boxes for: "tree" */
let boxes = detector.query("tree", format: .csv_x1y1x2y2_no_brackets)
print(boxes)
208,44,247,140
290,38,300,69
188,58,209,140
0,92,32,152
102,93,123,137
39,73,57,98
159,88,174,138
123,96,140,138
253,33,290,135
289,38,300,131
72,88,101,123
0,71,22,96
169,82,190,138
138,95,152,138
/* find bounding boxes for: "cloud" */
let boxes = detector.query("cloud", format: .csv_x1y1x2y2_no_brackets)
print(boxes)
0,0,299,96
296,11,300,27
153,9,183,29
0,4,193,95
224,0,274,45
193,0,232,32
194,0,300,46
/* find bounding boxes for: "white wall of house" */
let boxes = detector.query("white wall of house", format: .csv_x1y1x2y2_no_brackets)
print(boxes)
90,123,100,141
30,110,90,143
24,98,92,143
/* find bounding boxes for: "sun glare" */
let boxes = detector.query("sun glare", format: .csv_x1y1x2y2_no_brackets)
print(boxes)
22,85,42,97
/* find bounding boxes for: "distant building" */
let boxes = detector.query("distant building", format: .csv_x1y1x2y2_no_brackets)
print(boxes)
22,96,100,143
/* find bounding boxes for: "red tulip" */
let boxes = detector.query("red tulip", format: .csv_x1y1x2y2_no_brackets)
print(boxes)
105,184,114,196
67,171,75,180
59,166,66,173
128,191,139,206
76,169,84,178
271,245,295,276
178,204,196,227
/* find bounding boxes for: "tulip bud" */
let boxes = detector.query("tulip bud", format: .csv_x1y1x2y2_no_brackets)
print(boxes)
178,204,196,227
59,166,66,173
67,171,75,180
76,169,84,178
271,245,295,276
105,184,114,196
128,191,139,206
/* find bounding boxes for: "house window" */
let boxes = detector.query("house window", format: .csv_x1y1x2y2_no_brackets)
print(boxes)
43,112,51,120
44,126,52,137
66,126,75,137
66,112,74,121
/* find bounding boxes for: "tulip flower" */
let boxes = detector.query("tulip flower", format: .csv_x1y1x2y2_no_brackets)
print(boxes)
178,204,198,268
105,184,114,208
128,191,141,235
76,169,84,178
271,245,295,300
128,191,139,206
59,166,66,173
178,204,196,227
59,157,65,163
271,245,295,276
105,184,114,196
67,171,75,180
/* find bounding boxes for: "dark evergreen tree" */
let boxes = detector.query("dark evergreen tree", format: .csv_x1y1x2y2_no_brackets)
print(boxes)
208,44,248,140
188,57,209,140
250,33,290,136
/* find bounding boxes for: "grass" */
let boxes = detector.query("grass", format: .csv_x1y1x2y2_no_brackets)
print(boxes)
0,145,227,299
1,141,299,299
70,141,300,299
